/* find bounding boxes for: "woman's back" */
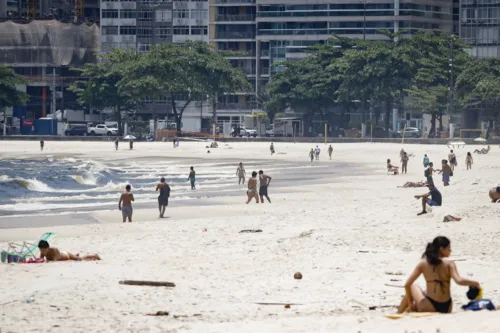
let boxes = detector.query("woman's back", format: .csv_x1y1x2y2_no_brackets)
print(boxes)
421,259,452,302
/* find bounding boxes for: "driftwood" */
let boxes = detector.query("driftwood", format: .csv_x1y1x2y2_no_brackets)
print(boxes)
146,311,169,316
119,280,176,287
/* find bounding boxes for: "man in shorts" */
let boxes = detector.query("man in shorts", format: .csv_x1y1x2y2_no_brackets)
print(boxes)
258,170,272,203
415,183,442,216
119,184,134,222
156,177,170,218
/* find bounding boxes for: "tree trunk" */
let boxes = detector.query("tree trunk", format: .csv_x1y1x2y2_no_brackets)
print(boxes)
375,106,380,125
438,110,443,132
170,96,181,135
384,98,392,138
429,113,436,138
116,106,123,136
361,98,367,126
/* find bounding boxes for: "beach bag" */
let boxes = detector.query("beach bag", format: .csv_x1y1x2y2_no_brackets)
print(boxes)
461,299,495,311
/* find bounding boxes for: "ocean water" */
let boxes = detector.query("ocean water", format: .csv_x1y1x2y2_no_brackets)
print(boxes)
0,157,317,216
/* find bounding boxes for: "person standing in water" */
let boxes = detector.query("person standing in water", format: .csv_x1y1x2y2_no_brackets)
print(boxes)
188,166,196,190
40,140,44,151
401,151,409,174
258,170,272,203
246,171,259,204
118,184,134,223
114,138,119,150
270,142,275,155
423,154,430,167
236,162,246,185
466,152,473,170
309,149,314,162
397,236,480,314
156,177,170,218
328,145,333,160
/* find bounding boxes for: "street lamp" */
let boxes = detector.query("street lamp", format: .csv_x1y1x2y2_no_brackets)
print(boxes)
360,0,370,41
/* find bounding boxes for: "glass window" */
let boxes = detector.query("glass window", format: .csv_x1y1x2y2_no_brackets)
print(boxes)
173,26,189,34
137,10,154,20
120,26,136,35
137,27,152,37
120,9,136,18
101,9,118,18
191,9,207,19
102,25,118,35
173,9,189,18
191,25,207,35
156,9,172,21
156,27,172,37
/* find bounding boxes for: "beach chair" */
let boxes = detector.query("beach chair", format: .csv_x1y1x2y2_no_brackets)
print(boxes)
1,232,56,263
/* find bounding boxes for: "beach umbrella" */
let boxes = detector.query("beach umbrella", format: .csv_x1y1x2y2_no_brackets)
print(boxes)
123,135,136,140
474,137,487,143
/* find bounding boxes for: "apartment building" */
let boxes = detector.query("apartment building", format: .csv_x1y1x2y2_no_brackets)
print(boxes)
459,0,500,58
209,0,454,126
100,0,210,131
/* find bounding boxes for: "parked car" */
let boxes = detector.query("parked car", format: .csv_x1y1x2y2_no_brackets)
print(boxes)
64,126,88,136
395,127,420,138
231,127,258,138
88,124,118,136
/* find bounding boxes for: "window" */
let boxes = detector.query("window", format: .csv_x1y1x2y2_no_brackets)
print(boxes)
173,9,189,18
101,9,118,18
138,43,150,52
120,9,136,18
191,9,207,19
120,26,136,35
156,27,172,37
173,26,189,34
191,25,207,35
137,10,154,20
156,9,172,22
102,25,118,35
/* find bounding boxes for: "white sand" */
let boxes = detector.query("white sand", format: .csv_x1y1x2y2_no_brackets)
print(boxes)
1,140,500,333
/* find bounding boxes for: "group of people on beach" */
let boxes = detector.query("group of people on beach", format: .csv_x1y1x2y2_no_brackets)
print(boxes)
237,162,272,204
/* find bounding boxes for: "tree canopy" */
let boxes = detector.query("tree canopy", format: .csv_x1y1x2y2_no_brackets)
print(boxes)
0,65,29,113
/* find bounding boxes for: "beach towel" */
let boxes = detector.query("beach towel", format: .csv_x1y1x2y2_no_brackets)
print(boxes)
461,299,495,311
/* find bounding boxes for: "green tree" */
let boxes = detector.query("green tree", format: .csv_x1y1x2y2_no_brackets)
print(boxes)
69,48,139,136
0,66,29,133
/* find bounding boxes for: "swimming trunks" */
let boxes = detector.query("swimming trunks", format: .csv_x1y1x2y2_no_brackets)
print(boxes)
190,178,196,185
158,184,170,206
259,185,268,196
121,205,133,217
425,295,452,313
442,174,450,183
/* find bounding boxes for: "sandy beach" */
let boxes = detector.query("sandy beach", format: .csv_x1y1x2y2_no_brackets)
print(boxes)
1,140,500,333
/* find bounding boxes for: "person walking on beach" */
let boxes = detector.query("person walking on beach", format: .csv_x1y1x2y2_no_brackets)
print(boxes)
328,145,333,160
466,152,473,170
415,183,442,216
401,152,409,174
315,145,321,160
246,171,259,204
309,149,314,163
397,236,481,314
438,160,452,186
448,150,457,171
114,138,119,150
156,177,170,218
236,162,246,185
425,162,434,185
129,140,134,150
258,170,272,203
188,166,196,190
423,154,430,167
119,184,134,223
400,148,405,160
40,140,44,151
270,142,275,155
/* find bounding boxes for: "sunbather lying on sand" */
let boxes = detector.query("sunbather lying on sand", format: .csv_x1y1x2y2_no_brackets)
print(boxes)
38,240,101,262
474,145,490,154
398,236,480,314
398,181,426,188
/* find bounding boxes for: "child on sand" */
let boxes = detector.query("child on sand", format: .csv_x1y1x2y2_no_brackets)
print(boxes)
423,154,430,167
466,152,473,170
38,240,101,262
397,236,480,314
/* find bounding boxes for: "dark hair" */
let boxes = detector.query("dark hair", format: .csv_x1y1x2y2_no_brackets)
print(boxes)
258,170,263,174
451,150,454,153
429,162,433,166
252,171,257,177
38,240,49,249
422,236,450,265
126,184,131,190
467,152,471,156
160,177,165,182
190,166,193,170
387,159,390,163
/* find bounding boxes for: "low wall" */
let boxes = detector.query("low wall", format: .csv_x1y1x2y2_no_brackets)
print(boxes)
0,135,495,145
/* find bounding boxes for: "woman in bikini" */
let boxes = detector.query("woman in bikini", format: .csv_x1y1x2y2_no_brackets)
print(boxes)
398,236,480,314
246,171,259,204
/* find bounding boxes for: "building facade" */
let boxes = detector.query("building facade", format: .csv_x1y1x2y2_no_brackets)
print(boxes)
209,0,455,127
100,0,210,132
459,0,500,58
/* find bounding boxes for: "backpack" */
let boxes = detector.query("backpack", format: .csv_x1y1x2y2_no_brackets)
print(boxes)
424,168,430,178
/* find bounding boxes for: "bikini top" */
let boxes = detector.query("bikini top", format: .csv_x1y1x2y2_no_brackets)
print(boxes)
427,266,450,294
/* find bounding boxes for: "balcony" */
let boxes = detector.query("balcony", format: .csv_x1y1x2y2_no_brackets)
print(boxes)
261,49,269,57
257,29,328,36
215,0,255,4
238,67,256,75
215,31,256,39
225,50,256,57
217,102,257,110
216,14,255,22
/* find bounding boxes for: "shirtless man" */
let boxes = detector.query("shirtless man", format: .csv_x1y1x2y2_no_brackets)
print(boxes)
40,140,44,151
38,240,101,261
119,184,134,222
258,170,272,203
246,171,259,204
236,162,246,185
156,177,170,218
188,166,196,190
328,145,333,160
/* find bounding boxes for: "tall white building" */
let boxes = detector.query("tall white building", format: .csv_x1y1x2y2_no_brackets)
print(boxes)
99,0,210,132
